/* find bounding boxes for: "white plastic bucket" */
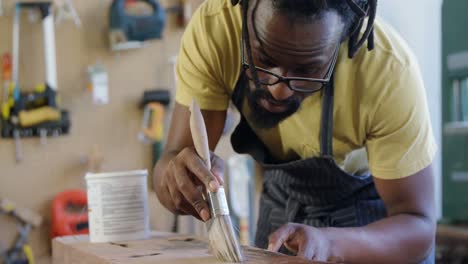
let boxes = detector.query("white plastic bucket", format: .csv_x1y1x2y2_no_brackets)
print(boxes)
85,170,150,243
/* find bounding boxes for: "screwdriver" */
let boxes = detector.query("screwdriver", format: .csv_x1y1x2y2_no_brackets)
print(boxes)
11,116,22,163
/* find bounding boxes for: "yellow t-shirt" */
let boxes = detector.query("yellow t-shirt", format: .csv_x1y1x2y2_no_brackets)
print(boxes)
175,0,437,180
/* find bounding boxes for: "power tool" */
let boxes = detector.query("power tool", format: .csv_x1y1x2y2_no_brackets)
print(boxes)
139,90,170,164
109,0,166,51
50,190,89,239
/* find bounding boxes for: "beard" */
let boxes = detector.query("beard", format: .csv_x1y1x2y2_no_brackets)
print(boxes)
246,86,301,129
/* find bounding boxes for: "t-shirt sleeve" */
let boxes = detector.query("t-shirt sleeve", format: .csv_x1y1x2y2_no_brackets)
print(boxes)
174,4,230,111
366,59,437,179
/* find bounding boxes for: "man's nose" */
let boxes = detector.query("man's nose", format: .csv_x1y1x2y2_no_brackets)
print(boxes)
267,81,294,101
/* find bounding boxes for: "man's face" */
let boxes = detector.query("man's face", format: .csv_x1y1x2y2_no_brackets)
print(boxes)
244,0,344,129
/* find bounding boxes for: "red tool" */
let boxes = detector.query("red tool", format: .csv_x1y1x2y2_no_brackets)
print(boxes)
50,190,89,238
2,53,12,110
2,53,12,81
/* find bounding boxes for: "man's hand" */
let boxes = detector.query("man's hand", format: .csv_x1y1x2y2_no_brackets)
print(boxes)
153,103,227,222
268,223,343,262
155,147,224,222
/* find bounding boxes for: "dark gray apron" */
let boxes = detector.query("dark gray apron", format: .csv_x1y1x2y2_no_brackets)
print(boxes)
229,73,434,263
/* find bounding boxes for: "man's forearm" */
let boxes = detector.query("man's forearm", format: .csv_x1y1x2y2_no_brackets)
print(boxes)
328,214,435,264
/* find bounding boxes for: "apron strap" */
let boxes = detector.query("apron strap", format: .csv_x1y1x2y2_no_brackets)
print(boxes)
231,73,246,109
320,76,335,157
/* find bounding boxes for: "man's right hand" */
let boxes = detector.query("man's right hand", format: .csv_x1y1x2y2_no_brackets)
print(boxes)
154,147,225,222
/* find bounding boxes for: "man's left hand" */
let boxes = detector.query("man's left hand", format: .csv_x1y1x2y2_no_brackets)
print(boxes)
267,223,343,262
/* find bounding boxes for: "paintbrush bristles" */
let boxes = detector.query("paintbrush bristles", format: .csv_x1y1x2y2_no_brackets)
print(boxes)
208,216,245,262
189,99,245,262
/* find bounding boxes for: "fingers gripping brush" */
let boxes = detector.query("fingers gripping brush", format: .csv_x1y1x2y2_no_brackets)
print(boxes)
189,99,245,262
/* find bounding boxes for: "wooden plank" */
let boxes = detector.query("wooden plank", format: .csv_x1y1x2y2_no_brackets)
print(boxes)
52,232,329,264
437,224,468,244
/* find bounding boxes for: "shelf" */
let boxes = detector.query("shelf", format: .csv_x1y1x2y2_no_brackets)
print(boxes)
444,122,468,135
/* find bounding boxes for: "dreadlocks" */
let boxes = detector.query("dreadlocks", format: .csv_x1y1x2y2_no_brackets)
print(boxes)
232,0,378,59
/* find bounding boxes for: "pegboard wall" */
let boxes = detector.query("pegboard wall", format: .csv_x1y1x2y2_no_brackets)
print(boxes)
0,0,191,262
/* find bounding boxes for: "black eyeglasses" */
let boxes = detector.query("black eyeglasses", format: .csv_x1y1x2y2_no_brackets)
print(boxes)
241,37,340,93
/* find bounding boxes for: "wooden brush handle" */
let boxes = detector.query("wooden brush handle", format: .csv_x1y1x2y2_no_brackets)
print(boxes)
189,99,211,170
190,100,230,216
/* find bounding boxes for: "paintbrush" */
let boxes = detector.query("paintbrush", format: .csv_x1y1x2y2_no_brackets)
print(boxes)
189,99,245,262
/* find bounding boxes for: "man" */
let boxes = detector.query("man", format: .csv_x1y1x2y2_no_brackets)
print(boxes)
154,0,437,263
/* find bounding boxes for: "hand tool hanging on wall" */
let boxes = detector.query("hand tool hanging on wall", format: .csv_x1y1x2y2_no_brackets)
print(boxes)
1,54,11,117
2,54,23,162
54,0,81,27
1,2,71,162
138,90,174,230
0,198,42,264
109,0,166,51
87,62,109,105
139,90,170,165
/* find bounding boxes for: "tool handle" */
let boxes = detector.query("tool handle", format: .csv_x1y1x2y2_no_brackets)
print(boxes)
190,100,231,217
1,199,42,227
189,99,211,170
19,106,61,127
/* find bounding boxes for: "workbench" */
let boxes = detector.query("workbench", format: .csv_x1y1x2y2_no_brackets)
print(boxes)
52,231,329,264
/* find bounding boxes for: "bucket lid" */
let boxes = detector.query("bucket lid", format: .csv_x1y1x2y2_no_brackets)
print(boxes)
85,170,148,180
